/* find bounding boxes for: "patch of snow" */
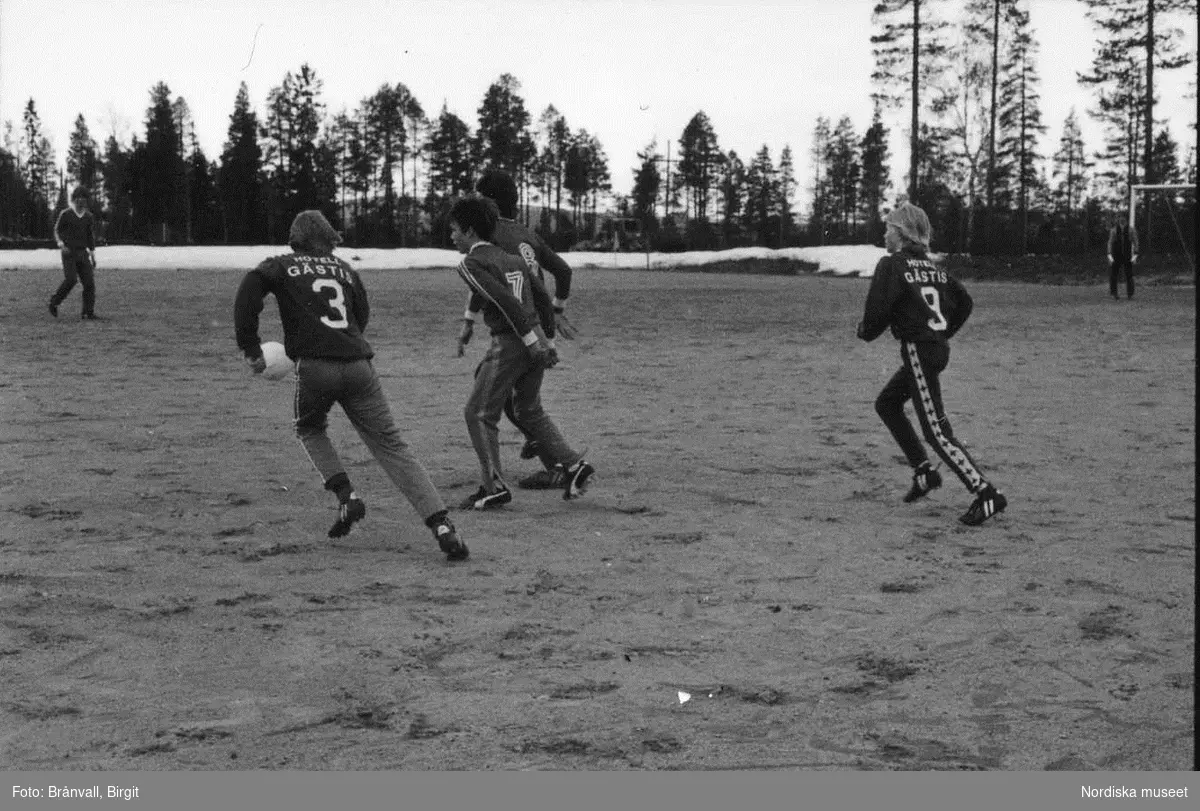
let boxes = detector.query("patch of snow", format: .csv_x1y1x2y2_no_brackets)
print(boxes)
0,244,888,277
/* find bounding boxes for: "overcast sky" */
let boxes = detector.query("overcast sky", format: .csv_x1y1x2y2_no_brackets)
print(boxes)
1,0,1195,206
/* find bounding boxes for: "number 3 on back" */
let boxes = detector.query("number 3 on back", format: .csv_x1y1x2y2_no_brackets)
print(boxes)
921,286,948,331
312,279,349,328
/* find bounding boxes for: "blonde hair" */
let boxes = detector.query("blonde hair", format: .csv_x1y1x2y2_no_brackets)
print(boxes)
886,203,932,251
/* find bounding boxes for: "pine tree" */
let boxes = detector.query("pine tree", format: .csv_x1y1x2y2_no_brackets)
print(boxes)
565,131,610,229
777,146,797,246
101,134,134,242
1079,0,1195,192
1050,109,1090,215
66,114,99,192
187,146,221,242
858,109,893,244
0,121,32,238
1149,127,1182,182
995,2,1046,251
475,74,534,175
424,103,475,247
20,99,55,238
719,149,746,247
584,133,611,227
807,117,831,244
425,104,474,197
677,111,722,222
362,83,407,244
871,0,951,200
399,89,426,241
826,117,861,241
218,83,263,244
744,145,778,247
631,139,662,225
130,82,186,242
261,65,331,240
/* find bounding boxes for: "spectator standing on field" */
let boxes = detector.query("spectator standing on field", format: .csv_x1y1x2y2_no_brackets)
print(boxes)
50,187,99,320
1107,218,1139,300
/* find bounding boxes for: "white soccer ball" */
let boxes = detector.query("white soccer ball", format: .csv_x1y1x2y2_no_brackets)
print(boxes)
260,341,294,381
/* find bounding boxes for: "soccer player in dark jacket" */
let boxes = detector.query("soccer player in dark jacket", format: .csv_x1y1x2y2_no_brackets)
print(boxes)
857,203,1007,526
458,170,579,490
449,195,594,509
50,187,99,319
234,210,468,561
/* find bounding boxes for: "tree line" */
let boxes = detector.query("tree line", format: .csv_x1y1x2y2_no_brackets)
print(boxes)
0,70,617,251
867,0,1195,255
1,0,1195,256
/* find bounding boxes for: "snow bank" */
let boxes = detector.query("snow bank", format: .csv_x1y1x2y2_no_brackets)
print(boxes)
0,244,888,277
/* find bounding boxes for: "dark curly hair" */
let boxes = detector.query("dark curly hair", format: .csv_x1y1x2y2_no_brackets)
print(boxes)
475,170,519,218
449,195,500,241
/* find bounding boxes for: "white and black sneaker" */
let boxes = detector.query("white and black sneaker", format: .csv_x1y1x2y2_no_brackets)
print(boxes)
959,486,1007,526
328,498,367,538
562,459,595,501
903,462,943,503
458,483,513,511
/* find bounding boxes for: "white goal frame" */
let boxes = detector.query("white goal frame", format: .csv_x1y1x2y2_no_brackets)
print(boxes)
1128,183,1196,267
1128,183,1196,230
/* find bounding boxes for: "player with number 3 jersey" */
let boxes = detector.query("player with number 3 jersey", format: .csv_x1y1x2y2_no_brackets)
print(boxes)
234,210,468,561
857,203,1007,526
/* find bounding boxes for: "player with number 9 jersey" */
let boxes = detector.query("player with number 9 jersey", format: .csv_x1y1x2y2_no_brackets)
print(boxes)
857,203,1007,527
234,210,468,561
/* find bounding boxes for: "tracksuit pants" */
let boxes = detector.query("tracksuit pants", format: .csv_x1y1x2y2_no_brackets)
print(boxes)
466,333,580,488
53,249,96,315
875,340,988,494
292,357,445,520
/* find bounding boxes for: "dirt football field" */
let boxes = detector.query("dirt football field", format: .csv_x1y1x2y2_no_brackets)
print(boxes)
1,262,1193,771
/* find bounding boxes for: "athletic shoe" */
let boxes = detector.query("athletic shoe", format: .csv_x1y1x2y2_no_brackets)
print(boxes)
519,439,540,460
81,313,101,320
903,462,943,503
518,465,566,490
433,518,469,561
959,486,1007,526
562,459,594,501
328,497,367,538
458,484,512,511
49,300,58,317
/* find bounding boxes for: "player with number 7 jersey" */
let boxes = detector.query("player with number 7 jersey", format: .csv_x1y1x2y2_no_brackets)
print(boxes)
857,203,1007,527
234,210,468,561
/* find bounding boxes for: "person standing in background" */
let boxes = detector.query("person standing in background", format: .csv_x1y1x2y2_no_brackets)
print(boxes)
50,187,99,320
1107,217,1139,300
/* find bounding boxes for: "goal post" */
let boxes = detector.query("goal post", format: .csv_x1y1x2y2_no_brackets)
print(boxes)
1128,183,1196,271
1128,184,1195,230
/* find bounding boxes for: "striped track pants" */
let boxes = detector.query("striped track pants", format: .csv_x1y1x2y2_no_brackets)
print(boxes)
874,340,987,494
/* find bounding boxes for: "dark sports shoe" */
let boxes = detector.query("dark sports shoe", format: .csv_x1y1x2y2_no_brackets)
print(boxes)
81,313,101,320
328,497,367,538
49,300,58,317
458,484,512,511
903,463,943,503
433,518,469,561
959,486,1007,526
519,439,540,460
562,459,594,501
518,465,566,490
